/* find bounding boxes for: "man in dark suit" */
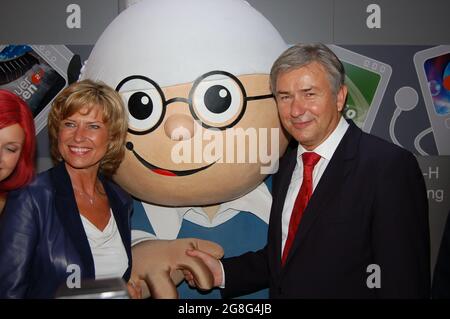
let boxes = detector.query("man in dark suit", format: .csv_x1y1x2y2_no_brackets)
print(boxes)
432,209,450,298
186,43,430,298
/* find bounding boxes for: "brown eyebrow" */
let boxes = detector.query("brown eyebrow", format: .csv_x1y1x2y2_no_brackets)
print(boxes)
86,121,104,124
63,118,105,125
301,87,314,92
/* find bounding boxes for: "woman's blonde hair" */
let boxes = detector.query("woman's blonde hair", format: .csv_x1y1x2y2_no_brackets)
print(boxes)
48,79,128,177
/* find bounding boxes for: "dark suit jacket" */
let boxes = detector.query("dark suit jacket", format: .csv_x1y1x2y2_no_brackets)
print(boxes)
0,162,133,298
222,120,430,298
432,210,450,298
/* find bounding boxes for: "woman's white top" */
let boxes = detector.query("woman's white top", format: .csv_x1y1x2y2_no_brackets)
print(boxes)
80,210,128,280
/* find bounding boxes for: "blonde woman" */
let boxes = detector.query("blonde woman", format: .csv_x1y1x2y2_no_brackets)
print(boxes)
0,80,139,298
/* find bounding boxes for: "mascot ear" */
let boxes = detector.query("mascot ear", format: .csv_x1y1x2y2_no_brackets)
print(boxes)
67,54,82,85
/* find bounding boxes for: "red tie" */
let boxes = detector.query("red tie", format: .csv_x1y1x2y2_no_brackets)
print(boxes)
282,152,321,266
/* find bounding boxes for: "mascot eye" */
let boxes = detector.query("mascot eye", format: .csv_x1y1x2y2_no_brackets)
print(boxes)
190,73,244,128
117,78,165,133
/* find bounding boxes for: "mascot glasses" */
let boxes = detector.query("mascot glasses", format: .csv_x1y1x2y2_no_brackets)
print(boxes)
116,70,274,134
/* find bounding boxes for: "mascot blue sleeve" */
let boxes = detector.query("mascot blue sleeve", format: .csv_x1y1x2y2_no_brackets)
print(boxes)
131,176,273,299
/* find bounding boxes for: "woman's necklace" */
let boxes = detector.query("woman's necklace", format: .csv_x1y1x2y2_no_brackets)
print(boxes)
73,186,96,206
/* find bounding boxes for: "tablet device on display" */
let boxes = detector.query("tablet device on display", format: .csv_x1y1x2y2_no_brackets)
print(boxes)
0,45,73,134
329,45,392,133
414,45,450,155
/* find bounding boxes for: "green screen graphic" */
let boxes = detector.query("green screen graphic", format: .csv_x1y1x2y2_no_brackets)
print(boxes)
342,61,381,128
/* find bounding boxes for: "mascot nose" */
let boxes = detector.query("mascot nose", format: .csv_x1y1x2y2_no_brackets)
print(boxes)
164,114,195,140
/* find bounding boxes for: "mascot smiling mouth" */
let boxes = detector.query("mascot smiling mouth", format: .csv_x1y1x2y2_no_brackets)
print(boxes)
126,142,215,177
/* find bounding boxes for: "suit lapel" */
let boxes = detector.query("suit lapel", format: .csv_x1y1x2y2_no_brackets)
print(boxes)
102,178,132,280
271,144,298,275
50,162,95,278
283,121,362,267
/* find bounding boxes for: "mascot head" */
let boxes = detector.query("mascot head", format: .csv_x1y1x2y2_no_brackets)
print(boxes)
82,0,289,206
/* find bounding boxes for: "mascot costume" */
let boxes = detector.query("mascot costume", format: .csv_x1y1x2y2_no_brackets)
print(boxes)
81,0,289,298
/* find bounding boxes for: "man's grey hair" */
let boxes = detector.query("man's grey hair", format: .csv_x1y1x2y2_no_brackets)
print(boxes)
270,43,345,96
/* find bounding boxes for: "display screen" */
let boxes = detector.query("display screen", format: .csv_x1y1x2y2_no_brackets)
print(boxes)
0,45,66,117
342,61,382,128
424,52,450,116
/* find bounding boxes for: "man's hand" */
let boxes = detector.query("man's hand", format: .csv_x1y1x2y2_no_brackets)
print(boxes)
131,238,224,298
127,279,142,299
184,249,224,288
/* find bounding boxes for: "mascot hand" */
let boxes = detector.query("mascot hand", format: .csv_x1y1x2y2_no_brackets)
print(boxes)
131,238,224,298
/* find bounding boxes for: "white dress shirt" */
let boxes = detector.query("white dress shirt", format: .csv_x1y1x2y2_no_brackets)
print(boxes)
281,117,349,253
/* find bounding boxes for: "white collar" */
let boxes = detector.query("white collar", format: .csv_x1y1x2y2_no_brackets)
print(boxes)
297,116,349,161
141,182,272,239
